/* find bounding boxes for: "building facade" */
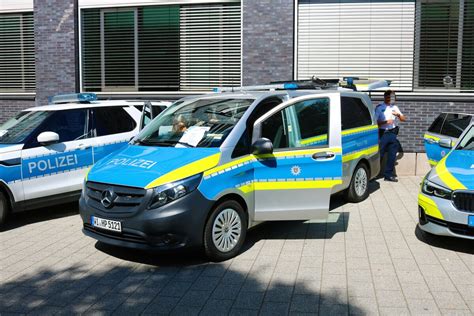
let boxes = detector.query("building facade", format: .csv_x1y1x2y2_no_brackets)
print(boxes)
0,0,473,154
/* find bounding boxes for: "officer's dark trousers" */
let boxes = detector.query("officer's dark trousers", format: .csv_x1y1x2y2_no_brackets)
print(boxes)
379,131,398,178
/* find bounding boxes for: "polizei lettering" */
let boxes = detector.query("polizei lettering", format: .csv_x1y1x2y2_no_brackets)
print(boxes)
28,154,79,174
107,158,157,170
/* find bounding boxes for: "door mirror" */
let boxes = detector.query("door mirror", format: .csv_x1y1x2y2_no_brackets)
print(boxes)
252,138,273,155
37,131,59,146
439,138,452,148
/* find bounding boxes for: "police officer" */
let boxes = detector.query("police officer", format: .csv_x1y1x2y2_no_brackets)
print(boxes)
375,90,406,182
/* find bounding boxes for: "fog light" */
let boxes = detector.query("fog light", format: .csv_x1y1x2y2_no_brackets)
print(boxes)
419,206,428,225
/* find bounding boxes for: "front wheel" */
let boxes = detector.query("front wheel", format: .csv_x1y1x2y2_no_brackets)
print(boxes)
0,191,9,226
203,200,247,262
344,163,370,203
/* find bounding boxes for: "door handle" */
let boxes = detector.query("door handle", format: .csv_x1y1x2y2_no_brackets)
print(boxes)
312,151,335,160
425,138,437,144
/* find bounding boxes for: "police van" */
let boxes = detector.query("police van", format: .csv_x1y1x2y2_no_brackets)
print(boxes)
80,80,384,261
419,121,474,239
0,93,170,225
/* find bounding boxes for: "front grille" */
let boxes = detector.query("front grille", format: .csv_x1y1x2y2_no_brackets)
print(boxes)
86,181,148,215
426,215,474,237
84,223,147,244
452,191,474,213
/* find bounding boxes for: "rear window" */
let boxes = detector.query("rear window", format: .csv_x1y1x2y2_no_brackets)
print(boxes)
427,113,446,134
341,97,372,130
440,114,472,138
93,107,136,136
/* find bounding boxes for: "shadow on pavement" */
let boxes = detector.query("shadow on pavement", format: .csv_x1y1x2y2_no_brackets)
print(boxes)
0,262,365,315
0,202,78,233
414,225,474,255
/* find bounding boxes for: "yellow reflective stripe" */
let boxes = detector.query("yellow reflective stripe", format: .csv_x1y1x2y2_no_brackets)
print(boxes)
342,125,378,136
203,155,255,176
342,145,379,163
239,179,342,193
85,167,91,181
435,157,466,190
428,159,437,166
145,153,221,189
424,133,440,142
300,134,327,145
418,194,444,220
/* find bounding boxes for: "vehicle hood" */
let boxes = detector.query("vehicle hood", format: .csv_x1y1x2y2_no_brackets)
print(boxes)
0,144,23,154
87,145,221,189
428,150,474,190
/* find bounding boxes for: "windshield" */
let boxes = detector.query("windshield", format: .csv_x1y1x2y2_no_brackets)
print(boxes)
134,98,253,148
457,126,474,151
0,111,52,144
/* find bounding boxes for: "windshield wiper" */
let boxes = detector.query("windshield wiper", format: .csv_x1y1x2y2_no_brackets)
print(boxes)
150,140,195,148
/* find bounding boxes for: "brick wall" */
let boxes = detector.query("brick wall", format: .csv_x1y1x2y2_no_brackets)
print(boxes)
373,100,474,153
0,100,36,123
34,0,77,106
242,0,294,85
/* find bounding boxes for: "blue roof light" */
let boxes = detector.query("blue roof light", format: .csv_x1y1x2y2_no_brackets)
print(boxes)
283,83,298,89
49,93,98,104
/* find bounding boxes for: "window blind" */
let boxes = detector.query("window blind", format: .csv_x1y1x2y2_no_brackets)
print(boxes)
0,12,35,93
179,4,241,91
297,0,415,91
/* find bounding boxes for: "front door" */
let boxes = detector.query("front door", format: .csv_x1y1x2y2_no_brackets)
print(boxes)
21,109,94,201
252,94,342,221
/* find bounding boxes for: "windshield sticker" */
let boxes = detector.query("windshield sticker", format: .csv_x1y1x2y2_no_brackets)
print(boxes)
107,158,157,170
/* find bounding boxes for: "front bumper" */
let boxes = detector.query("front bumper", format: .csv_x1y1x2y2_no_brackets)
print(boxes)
79,188,214,250
418,192,474,240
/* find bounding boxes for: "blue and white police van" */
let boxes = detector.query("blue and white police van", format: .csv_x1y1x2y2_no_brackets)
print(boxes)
419,121,474,240
80,79,387,261
0,93,170,225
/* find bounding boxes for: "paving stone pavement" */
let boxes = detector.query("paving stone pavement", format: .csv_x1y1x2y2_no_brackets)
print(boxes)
0,176,473,315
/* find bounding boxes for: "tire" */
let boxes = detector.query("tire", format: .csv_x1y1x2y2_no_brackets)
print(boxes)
344,163,370,203
203,200,247,262
0,191,9,226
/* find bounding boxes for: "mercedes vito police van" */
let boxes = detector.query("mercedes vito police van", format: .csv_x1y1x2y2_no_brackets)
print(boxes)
80,81,383,260
419,121,474,239
0,93,170,225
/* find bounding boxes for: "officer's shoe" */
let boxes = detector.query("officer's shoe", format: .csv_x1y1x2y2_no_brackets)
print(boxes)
384,176,398,182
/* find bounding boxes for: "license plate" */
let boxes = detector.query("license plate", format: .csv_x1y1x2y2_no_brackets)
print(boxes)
468,215,474,228
91,216,122,232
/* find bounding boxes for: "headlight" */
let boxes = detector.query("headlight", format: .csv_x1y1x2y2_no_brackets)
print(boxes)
148,173,202,209
422,179,452,199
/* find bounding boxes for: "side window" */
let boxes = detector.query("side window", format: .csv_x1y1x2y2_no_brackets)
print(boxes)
341,97,372,130
427,113,446,134
440,114,472,138
295,98,329,146
261,111,289,149
26,109,89,148
93,107,136,136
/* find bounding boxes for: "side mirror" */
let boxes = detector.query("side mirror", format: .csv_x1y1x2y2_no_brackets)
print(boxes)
37,131,59,146
439,138,452,149
252,138,273,155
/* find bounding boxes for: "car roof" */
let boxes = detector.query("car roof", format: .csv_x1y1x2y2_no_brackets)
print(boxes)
24,100,172,112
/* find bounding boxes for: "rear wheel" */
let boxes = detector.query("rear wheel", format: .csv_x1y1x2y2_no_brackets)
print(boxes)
204,200,247,262
345,163,370,203
0,191,9,226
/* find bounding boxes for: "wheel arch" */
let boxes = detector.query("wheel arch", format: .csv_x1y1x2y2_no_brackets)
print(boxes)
0,180,15,212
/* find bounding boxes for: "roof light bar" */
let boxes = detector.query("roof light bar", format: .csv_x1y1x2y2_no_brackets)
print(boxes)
49,93,98,104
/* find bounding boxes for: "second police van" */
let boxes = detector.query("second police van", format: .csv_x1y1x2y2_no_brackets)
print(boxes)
0,93,170,225
80,80,384,261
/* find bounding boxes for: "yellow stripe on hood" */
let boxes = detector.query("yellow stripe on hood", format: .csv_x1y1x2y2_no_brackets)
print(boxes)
145,153,221,189
435,156,467,190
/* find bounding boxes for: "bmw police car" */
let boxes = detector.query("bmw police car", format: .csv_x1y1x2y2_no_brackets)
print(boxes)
0,93,170,225
80,79,386,261
419,121,474,239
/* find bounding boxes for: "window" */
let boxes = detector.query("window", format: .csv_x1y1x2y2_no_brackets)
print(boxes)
0,12,35,93
415,0,474,90
294,98,329,146
26,110,89,148
427,113,446,134
81,3,241,92
92,107,136,136
297,0,415,91
261,112,289,149
440,113,472,138
341,97,372,130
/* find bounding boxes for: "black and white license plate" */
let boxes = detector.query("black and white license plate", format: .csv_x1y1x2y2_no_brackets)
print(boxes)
91,216,122,232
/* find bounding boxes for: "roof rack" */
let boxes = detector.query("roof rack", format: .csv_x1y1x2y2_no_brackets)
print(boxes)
213,76,391,93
